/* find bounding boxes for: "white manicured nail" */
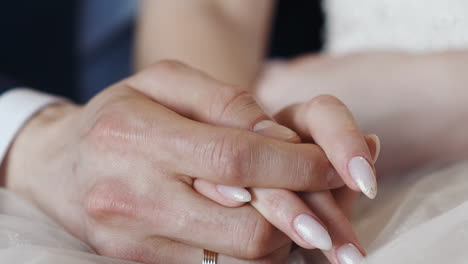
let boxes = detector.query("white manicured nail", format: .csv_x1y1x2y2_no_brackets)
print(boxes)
293,214,332,250
216,185,251,202
337,244,367,264
368,134,381,163
348,156,378,199
253,120,298,140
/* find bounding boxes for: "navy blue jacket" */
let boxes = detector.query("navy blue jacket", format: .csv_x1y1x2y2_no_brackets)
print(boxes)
0,0,323,103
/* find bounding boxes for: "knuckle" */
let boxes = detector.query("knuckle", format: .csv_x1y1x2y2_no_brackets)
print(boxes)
84,180,170,231
306,94,345,110
262,190,289,212
291,145,329,189
144,59,187,77
209,133,255,185
211,85,260,122
84,101,142,151
237,211,276,259
86,111,124,145
84,180,139,221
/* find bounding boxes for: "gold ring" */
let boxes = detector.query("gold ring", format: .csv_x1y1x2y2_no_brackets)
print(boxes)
202,249,218,264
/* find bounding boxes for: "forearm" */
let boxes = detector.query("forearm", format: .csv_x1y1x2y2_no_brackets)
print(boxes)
350,52,468,173
355,52,468,168
0,89,75,190
135,0,274,89
255,51,468,175
386,51,468,160
5,104,76,191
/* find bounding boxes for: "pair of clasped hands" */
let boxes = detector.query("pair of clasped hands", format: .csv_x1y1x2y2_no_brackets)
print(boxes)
6,61,379,264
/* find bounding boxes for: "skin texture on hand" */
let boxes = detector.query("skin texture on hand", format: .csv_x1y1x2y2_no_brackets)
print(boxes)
3,61,371,264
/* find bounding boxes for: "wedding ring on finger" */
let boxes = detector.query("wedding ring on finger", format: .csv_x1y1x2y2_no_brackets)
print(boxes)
202,249,218,264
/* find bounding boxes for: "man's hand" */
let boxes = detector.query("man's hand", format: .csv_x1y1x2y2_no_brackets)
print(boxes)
3,61,367,263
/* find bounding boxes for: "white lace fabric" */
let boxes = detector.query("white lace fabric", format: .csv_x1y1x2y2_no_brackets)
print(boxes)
325,0,468,54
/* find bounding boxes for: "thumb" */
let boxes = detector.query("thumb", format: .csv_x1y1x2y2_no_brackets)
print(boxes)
128,60,299,141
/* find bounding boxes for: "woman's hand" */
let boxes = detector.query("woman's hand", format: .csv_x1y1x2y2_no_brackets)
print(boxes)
255,52,468,176
3,61,371,263
194,93,380,264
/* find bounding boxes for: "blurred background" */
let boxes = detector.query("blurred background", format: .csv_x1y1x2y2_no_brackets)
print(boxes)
0,0,323,103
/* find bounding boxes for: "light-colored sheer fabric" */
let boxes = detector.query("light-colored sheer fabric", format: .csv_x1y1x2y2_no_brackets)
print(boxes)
0,188,136,264
355,161,468,263
325,0,468,54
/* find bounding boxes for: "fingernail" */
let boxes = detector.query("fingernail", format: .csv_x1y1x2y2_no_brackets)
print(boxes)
253,120,298,141
368,134,381,163
348,157,378,199
216,185,251,202
337,243,367,264
287,250,307,264
293,214,332,250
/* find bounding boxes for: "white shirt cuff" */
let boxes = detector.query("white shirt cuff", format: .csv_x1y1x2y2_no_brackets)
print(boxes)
0,88,66,165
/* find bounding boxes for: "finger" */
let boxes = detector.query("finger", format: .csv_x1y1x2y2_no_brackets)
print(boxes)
139,238,292,264
332,187,360,219
301,191,367,264
131,104,343,191
183,129,345,191
85,163,288,260
116,79,342,192
194,181,360,257
366,134,381,164
127,60,300,142
193,178,250,208
275,95,379,199
249,188,332,251
333,134,381,218
166,118,342,191
302,134,380,263
109,236,291,264
193,129,380,204
192,134,378,210
143,183,289,259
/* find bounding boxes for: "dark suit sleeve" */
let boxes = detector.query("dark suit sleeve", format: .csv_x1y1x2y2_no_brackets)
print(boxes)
0,75,18,95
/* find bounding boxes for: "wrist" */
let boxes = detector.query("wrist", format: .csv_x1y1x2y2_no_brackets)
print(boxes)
5,103,79,197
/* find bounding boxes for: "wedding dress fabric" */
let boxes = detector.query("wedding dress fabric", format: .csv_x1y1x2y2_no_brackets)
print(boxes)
325,0,468,54
0,188,137,264
354,161,468,263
